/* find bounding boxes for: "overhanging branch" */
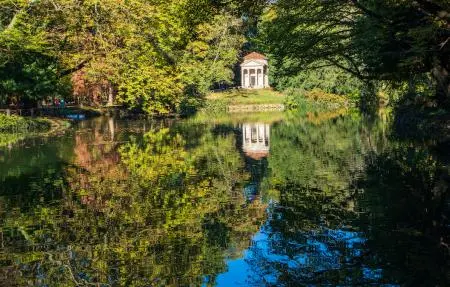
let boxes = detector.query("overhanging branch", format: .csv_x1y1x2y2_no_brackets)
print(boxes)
59,58,91,77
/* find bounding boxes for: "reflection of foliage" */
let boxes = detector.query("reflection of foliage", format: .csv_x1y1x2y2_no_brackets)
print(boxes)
0,114,50,132
239,113,387,285
357,146,450,286
245,112,449,286
2,112,449,286
268,113,381,192
0,132,25,147
1,121,266,286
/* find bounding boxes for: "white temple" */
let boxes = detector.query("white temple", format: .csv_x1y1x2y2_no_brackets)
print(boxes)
240,52,269,89
242,123,270,160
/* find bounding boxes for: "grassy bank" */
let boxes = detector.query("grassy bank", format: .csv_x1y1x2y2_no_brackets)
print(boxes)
200,88,352,118
206,88,286,105
201,88,286,115
0,114,70,147
0,114,51,133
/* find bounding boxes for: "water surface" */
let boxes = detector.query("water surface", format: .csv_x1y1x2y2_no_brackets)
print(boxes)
0,112,449,286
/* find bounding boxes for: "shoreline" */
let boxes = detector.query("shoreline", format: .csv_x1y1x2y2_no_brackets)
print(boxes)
0,116,71,148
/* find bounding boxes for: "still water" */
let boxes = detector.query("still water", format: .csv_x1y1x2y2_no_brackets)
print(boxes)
0,111,449,286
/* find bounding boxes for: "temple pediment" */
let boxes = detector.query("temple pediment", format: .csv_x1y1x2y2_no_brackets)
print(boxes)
241,60,267,67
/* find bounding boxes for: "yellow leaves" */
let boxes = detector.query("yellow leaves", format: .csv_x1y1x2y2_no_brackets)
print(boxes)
120,129,191,186
304,89,348,105
117,63,183,114
186,40,210,59
261,6,278,23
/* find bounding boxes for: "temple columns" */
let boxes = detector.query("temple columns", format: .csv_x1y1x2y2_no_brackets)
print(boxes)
241,67,268,88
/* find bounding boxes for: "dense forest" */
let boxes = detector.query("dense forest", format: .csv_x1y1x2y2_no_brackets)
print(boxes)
0,0,449,115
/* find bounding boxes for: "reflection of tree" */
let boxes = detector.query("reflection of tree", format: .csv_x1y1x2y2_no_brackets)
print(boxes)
357,146,450,286
1,123,267,286
239,112,449,286
268,114,378,193
3,112,447,286
245,113,404,285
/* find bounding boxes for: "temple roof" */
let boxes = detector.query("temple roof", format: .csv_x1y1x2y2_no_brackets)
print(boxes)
245,151,269,160
243,52,267,61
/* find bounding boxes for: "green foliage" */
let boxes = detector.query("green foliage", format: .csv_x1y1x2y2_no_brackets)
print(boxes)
259,0,450,109
118,66,182,115
0,0,255,114
0,57,66,104
270,64,362,100
285,88,349,113
0,114,50,133
0,114,51,147
180,14,245,96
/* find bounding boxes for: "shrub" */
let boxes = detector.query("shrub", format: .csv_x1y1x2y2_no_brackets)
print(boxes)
285,88,349,112
199,99,228,115
303,89,348,108
0,114,51,133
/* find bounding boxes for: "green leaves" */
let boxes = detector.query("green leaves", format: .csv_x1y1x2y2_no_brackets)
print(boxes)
259,0,450,107
0,0,250,113
180,14,245,96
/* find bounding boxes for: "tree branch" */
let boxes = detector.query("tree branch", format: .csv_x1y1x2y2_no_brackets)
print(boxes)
59,58,91,77
326,57,372,80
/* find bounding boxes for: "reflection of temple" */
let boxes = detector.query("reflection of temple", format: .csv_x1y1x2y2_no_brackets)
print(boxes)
242,123,270,160
238,123,271,202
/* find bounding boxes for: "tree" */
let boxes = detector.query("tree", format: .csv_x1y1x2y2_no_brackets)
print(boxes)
0,0,258,113
260,0,450,108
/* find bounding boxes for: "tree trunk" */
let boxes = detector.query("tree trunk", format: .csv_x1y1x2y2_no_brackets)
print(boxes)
107,84,114,106
360,81,379,116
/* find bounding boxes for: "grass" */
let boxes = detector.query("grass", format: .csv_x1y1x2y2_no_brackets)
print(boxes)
206,88,286,105
200,87,349,119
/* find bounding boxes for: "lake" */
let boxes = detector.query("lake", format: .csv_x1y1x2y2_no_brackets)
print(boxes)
0,111,449,286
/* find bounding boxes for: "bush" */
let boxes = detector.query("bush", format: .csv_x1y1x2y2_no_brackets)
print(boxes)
285,88,349,112
271,65,362,99
0,114,51,133
0,133,26,147
304,89,348,107
199,99,228,115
